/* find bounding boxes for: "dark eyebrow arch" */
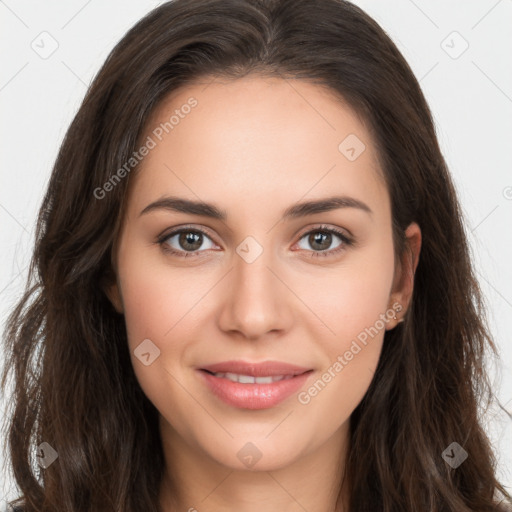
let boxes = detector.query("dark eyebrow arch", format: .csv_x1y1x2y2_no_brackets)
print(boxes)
139,195,373,220
283,196,373,219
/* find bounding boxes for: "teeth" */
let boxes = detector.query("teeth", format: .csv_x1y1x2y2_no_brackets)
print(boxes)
212,372,294,383
239,374,255,384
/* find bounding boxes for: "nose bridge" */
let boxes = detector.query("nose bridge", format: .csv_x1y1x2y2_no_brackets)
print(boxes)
234,246,274,299
233,235,280,312
217,234,291,339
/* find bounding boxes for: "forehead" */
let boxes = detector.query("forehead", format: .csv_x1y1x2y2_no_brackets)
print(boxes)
127,75,389,222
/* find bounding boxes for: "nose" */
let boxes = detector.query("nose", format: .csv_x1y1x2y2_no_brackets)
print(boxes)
216,244,293,341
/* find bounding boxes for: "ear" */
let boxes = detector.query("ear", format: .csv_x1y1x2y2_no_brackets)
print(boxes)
101,270,124,314
386,222,421,330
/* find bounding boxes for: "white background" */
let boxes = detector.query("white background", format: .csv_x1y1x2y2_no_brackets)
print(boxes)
1,0,511,506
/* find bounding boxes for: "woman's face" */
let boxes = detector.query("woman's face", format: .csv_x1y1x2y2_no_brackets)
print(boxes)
107,75,420,472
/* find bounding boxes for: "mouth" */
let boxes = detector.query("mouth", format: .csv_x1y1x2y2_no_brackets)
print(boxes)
200,369,302,384
199,359,313,377
196,361,314,410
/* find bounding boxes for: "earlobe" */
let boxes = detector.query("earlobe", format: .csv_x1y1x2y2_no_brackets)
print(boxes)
386,222,422,329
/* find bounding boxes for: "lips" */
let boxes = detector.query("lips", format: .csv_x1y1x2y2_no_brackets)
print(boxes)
197,360,314,409
199,360,312,377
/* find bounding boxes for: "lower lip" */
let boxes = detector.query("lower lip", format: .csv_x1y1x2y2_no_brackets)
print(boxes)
198,370,313,410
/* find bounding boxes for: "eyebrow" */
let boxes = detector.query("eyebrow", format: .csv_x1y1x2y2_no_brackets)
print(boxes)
139,195,373,220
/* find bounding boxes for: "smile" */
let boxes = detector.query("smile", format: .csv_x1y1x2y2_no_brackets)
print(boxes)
197,367,313,410
207,371,296,384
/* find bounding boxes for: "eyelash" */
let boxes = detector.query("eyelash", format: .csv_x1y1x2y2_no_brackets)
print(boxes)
156,224,354,259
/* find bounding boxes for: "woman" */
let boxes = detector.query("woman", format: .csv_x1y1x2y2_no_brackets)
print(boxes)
1,0,510,510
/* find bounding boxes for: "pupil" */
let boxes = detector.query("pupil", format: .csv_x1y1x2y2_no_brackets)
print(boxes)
180,231,202,251
311,232,331,251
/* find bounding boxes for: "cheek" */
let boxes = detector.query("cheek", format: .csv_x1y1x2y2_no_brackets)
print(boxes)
117,242,211,345
294,238,395,345
294,239,395,420
118,267,171,346
295,277,394,435
116,248,209,422
116,243,226,402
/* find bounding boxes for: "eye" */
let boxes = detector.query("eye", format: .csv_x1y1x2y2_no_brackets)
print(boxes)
157,226,217,257
295,225,353,258
157,224,353,259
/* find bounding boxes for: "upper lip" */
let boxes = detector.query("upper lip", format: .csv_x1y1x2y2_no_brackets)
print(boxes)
199,360,313,377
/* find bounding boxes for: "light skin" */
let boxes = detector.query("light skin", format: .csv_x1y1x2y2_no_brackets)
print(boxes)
105,75,421,512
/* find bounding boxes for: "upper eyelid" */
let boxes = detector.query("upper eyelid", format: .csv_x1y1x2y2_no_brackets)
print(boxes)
295,224,352,240
160,225,218,244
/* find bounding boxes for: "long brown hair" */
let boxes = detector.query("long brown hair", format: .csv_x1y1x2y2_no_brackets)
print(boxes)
2,0,510,510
